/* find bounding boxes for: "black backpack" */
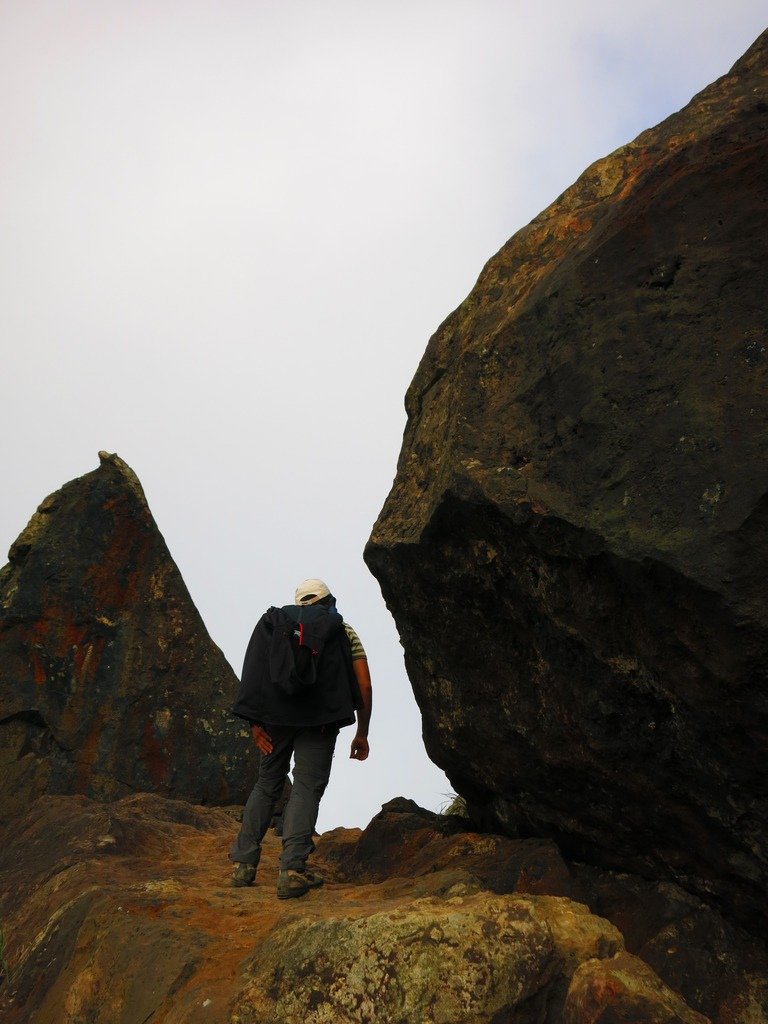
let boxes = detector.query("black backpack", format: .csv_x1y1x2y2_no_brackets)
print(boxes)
269,607,345,697
232,604,360,726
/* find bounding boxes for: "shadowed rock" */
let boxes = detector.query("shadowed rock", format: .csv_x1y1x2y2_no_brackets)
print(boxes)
366,30,768,937
0,452,253,813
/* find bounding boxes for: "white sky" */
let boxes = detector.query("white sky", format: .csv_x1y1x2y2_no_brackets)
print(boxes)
1,1,765,831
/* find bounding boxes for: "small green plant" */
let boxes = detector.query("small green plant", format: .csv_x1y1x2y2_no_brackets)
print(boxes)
439,791,469,819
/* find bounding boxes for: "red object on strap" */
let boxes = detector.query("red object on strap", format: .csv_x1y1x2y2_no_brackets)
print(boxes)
298,622,319,655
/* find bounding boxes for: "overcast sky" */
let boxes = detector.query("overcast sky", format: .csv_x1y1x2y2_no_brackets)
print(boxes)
1,1,765,832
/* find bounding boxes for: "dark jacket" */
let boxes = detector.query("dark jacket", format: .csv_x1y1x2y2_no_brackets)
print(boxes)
232,604,362,728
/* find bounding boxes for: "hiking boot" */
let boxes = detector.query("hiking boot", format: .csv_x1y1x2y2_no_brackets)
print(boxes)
277,869,311,900
232,862,257,888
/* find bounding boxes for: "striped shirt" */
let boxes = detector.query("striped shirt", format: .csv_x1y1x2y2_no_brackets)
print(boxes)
344,623,367,661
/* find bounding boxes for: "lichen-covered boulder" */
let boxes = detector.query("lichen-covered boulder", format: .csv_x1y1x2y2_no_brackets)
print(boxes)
366,30,768,937
232,892,625,1024
0,452,252,813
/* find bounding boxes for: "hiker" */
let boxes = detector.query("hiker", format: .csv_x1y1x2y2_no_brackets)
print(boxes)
229,578,373,899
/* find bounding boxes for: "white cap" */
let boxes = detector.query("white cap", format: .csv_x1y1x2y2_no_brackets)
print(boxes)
295,578,331,605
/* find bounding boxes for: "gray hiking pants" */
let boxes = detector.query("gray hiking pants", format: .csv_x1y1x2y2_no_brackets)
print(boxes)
229,724,339,872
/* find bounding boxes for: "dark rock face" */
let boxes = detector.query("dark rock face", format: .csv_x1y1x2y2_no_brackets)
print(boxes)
0,452,253,812
366,32,768,937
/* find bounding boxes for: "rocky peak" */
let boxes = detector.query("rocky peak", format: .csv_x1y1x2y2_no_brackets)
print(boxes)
0,453,253,816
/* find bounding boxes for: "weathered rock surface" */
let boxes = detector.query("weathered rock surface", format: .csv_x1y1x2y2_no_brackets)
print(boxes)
0,452,253,813
232,892,625,1024
4,796,761,1023
563,953,711,1024
365,31,768,935
322,801,768,1024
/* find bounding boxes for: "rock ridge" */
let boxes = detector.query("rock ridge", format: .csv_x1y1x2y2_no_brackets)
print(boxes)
2,795,765,1022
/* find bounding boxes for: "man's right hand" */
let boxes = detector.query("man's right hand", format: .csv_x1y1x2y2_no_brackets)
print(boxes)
350,734,369,760
251,724,273,756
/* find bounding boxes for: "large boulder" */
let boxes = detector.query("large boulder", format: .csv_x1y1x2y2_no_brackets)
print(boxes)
232,892,629,1024
0,452,253,813
366,30,768,937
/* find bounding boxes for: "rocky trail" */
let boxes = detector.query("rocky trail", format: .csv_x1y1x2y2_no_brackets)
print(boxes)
1,794,765,1023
